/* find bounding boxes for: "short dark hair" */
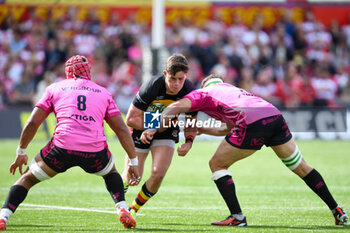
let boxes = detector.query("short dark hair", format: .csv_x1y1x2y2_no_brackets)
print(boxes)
166,54,189,75
201,74,224,88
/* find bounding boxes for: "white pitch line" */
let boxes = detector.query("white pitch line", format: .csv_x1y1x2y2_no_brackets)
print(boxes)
146,206,327,210
20,203,328,213
21,203,116,214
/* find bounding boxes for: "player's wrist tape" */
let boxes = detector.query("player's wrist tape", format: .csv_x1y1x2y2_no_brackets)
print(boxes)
16,147,26,156
185,135,194,144
128,157,139,166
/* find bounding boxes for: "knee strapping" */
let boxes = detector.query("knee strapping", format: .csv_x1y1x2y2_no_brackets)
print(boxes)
281,146,303,170
94,155,115,176
211,169,232,181
29,159,51,181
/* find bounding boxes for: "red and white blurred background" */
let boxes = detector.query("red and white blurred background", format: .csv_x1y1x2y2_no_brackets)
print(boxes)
0,0,349,140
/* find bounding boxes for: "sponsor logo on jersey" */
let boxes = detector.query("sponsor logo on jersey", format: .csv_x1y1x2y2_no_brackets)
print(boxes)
70,114,96,122
147,103,166,112
62,86,101,93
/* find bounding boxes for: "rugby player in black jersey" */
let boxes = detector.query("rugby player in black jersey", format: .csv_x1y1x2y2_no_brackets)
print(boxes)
121,54,197,222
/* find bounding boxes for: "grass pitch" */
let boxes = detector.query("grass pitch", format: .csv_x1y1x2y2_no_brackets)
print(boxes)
0,138,349,232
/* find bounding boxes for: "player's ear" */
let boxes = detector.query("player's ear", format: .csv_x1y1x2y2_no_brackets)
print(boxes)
163,70,167,77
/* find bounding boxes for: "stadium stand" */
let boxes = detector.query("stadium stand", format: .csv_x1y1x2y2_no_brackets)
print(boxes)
0,6,349,113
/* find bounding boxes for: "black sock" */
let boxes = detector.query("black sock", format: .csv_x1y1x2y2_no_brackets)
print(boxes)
142,183,156,197
302,169,338,210
2,185,28,213
104,172,125,204
214,175,242,215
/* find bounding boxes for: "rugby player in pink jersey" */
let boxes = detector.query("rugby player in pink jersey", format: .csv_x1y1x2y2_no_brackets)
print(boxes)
140,74,348,227
0,55,140,231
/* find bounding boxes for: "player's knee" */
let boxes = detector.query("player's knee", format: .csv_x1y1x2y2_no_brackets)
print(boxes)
103,166,117,178
292,160,313,178
24,172,39,185
211,169,232,181
28,158,51,182
15,169,40,189
103,169,117,179
280,145,303,171
150,169,166,182
209,157,216,171
209,157,226,172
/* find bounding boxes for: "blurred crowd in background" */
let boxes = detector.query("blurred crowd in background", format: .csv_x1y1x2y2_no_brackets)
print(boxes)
1,7,350,113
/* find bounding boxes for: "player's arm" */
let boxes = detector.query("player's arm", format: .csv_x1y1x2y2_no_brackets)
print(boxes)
19,107,48,149
177,113,197,156
163,98,192,124
128,76,159,130
197,123,233,136
10,107,48,175
140,98,193,144
125,104,144,130
108,114,137,159
107,114,140,184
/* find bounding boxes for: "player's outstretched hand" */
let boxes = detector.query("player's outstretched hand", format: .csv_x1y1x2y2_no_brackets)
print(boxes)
10,155,28,175
140,129,157,144
127,165,141,186
177,142,192,157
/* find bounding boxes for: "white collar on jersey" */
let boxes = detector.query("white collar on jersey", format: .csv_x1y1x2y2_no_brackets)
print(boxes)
204,78,224,87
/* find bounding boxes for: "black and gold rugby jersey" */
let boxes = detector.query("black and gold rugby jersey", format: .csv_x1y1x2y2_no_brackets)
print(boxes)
132,74,196,143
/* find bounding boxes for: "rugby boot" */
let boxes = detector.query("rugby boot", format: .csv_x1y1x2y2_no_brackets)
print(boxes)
0,219,6,231
211,215,247,226
333,206,348,225
118,208,136,228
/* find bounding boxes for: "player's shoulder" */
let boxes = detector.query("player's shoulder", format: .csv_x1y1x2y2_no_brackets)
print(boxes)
46,78,67,90
138,74,164,95
49,79,111,95
184,78,195,88
179,78,196,95
147,74,165,88
87,80,113,96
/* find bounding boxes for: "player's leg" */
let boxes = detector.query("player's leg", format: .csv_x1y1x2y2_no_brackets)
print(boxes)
121,128,150,193
86,148,135,228
272,138,348,225
121,150,148,193
148,144,175,192
129,140,174,216
0,153,58,230
87,150,135,228
209,139,256,226
101,166,136,228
